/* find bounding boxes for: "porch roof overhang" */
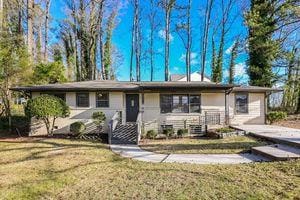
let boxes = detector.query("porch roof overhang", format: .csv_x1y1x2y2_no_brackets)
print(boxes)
232,86,283,93
138,82,235,92
11,81,236,92
10,81,140,92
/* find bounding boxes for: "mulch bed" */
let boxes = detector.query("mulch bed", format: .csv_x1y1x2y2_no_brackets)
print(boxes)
274,115,300,129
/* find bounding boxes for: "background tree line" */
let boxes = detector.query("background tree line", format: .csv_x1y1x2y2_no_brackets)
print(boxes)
0,0,299,125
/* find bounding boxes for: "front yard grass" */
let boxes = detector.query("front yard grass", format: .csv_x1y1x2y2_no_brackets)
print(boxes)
140,136,270,154
0,138,299,199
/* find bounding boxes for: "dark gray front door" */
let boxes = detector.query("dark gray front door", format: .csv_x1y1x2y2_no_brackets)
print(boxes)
126,94,139,122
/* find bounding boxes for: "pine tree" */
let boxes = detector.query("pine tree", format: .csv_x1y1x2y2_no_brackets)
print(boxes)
245,0,278,87
103,9,117,80
229,39,239,84
211,37,218,82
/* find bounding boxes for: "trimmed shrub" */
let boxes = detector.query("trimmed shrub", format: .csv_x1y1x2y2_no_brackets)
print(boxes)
177,128,188,137
146,130,157,139
70,121,86,135
162,128,174,138
216,127,235,133
267,111,287,124
92,111,106,133
25,95,70,135
0,116,30,135
92,111,106,125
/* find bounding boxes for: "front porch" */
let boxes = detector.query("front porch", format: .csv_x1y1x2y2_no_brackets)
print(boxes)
108,110,225,145
109,88,233,145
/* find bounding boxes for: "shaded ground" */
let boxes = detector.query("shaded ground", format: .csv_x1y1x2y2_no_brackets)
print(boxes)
1,138,299,199
140,136,269,154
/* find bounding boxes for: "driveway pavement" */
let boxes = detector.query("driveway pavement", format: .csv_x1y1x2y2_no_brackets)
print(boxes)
232,125,300,147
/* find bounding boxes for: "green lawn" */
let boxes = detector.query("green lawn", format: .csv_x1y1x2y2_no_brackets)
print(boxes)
140,136,269,154
0,138,299,199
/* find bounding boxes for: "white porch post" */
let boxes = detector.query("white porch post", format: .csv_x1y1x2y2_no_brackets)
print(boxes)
225,90,230,125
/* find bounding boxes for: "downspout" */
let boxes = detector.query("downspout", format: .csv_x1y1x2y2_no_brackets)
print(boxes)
225,88,233,125
265,91,271,124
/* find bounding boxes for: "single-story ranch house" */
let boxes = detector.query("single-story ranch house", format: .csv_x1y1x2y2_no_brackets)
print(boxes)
13,80,280,144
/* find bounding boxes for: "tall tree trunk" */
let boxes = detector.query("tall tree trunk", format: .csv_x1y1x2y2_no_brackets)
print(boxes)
296,59,300,113
186,0,192,82
149,0,156,81
150,20,154,81
17,0,23,34
89,0,97,80
134,0,141,82
129,15,134,81
37,21,43,62
27,0,34,59
215,26,224,83
200,0,213,81
211,36,218,82
164,5,170,81
104,8,117,80
0,0,3,31
99,0,105,80
229,39,239,84
44,0,51,61
70,0,80,81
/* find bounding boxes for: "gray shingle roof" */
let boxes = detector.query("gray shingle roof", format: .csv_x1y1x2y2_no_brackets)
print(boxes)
232,86,283,92
11,80,281,93
12,81,139,91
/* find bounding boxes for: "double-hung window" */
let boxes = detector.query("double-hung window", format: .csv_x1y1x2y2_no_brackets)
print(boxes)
160,94,201,113
172,95,189,113
160,94,172,113
76,92,89,107
235,93,248,114
96,92,109,107
189,95,201,113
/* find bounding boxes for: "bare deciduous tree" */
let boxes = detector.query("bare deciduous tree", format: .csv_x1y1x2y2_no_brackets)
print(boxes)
159,0,175,81
148,0,160,81
176,0,192,82
44,0,51,61
200,0,213,81
27,0,34,59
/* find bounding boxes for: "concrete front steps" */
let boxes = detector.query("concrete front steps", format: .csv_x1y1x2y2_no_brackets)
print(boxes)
252,144,300,161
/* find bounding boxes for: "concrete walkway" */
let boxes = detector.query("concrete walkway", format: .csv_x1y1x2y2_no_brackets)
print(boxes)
110,144,267,164
111,125,300,164
233,125,300,147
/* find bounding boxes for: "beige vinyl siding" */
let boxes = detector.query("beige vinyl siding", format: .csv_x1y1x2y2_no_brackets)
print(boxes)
201,93,225,112
229,93,265,125
30,91,124,136
29,91,266,136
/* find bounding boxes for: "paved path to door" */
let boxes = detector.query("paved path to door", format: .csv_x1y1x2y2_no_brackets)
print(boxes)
110,144,267,164
232,125,300,147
